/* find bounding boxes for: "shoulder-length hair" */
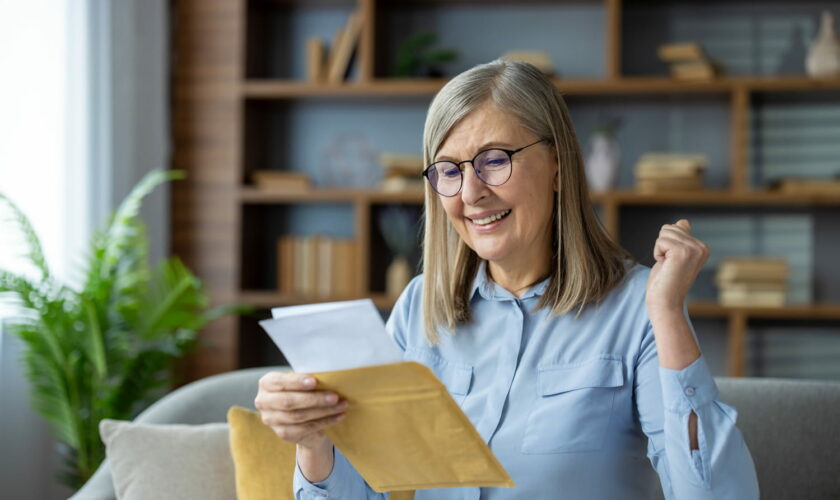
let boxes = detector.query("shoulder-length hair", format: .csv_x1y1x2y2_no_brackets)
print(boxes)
420,59,632,344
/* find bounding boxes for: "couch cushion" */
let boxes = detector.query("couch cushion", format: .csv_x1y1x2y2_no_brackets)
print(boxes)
99,419,235,500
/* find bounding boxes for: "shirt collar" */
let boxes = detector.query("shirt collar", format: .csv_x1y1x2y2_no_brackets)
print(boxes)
469,259,550,302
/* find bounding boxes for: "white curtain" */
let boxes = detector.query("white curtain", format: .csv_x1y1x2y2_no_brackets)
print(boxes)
0,1,169,497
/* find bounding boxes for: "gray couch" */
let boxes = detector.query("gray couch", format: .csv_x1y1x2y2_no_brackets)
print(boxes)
70,368,840,500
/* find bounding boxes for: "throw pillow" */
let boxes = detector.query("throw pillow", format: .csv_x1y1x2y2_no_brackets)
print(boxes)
99,419,235,500
226,406,416,500
227,406,296,500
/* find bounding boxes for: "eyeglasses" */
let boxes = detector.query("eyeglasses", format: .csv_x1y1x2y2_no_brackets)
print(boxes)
422,138,549,197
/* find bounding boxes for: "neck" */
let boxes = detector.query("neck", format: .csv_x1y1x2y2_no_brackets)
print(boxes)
486,255,551,298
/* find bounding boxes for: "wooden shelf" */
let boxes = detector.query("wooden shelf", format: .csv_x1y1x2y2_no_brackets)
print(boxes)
591,189,840,206
689,302,840,320
239,290,395,309
242,76,840,99
240,291,840,320
239,187,424,204
240,186,840,207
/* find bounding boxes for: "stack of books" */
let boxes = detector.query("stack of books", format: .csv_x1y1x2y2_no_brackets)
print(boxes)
658,42,719,81
379,152,424,192
634,153,707,192
715,257,789,306
306,9,364,84
277,236,358,299
252,170,311,192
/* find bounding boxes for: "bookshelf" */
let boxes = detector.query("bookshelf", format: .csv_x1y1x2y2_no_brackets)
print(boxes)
173,0,840,381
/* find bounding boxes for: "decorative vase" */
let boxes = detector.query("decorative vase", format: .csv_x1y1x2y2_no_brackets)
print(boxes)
806,11,840,77
585,132,620,192
386,256,412,298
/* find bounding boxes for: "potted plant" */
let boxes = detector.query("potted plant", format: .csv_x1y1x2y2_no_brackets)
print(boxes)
0,169,246,489
394,32,458,78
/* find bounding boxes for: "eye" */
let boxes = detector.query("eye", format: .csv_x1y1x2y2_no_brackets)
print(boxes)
441,165,460,178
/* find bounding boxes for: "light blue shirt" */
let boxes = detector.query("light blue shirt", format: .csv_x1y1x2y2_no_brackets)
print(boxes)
294,262,759,499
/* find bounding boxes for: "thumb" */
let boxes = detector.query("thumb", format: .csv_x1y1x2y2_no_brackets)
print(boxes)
675,219,691,232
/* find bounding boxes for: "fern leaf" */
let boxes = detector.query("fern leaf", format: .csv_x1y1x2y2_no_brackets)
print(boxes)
0,193,50,280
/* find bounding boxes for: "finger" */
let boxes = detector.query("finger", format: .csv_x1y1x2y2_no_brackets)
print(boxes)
259,372,317,392
653,234,684,261
266,401,348,425
272,412,346,443
675,219,691,232
255,390,341,412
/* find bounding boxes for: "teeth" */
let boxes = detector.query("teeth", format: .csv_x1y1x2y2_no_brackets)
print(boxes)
472,209,510,225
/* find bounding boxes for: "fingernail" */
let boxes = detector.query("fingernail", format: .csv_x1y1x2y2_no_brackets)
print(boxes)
335,413,345,421
324,393,338,404
337,400,348,409
303,377,315,387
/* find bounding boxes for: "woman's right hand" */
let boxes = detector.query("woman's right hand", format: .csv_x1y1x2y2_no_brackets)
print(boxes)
254,371,348,452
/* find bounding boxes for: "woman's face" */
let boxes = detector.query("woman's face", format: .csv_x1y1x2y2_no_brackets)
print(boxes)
435,103,558,269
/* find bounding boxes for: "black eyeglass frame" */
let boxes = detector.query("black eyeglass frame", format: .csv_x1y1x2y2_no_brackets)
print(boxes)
422,138,550,197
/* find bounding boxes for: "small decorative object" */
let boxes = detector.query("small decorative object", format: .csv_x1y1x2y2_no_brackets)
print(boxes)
0,170,247,488
395,32,458,78
584,117,622,192
318,132,379,188
806,11,840,77
500,51,554,75
377,205,419,298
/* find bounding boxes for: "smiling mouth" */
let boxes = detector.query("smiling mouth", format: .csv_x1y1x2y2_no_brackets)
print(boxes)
469,209,512,226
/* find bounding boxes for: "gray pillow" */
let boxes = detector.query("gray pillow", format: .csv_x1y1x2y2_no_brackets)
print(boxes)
99,419,236,500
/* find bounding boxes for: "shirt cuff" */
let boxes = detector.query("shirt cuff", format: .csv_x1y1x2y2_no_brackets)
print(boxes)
658,354,719,414
293,447,338,498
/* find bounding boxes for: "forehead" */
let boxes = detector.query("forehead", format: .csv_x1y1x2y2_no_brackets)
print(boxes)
436,104,527,159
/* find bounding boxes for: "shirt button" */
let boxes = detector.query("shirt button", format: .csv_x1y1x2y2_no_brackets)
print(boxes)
684,386,696,397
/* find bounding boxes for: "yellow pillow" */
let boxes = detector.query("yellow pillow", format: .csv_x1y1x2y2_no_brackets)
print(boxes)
227,406,415,500
227,406,296,500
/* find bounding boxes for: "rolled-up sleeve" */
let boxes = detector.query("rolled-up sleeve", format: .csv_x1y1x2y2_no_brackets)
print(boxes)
635,321,760,499
293,447,388,500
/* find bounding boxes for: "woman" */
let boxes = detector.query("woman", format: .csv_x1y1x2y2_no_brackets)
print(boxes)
255,60,760,499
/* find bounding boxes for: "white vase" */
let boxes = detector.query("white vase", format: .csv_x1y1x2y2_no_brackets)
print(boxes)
806,11,840,78
585,133,620,192
386,256,412,298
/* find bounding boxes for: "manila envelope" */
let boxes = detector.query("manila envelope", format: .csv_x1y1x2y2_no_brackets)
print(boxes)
313,361,514,493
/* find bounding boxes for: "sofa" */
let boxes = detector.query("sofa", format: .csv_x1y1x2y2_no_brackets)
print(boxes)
70,367,840,500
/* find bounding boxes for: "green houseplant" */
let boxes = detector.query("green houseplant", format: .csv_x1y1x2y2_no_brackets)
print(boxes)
0,169,244,489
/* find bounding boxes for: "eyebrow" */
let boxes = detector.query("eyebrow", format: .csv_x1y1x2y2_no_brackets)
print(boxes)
435,141,515,162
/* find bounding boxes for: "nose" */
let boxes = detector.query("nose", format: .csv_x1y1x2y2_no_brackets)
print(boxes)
460,162,489,205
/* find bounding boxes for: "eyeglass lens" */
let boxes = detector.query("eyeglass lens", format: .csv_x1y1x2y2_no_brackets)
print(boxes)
428,149,512,196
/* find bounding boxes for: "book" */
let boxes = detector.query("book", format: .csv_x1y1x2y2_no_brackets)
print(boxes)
379,152,424,171
252,170,311,191
658,42,706,62
716,257,789,283
715,282,787,293
670,60,717,80
773,178,840,195
500,50,554,75
306,37,326,83
636,153,709,169
277,236,295,295
327,10,364,84
635,177,703,192
719,289,787,307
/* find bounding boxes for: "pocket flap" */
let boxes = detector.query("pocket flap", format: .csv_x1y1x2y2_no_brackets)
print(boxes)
404,346,473,395
538,357,624,396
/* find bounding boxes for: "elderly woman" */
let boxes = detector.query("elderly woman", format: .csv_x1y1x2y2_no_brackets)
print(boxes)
256,60,759,499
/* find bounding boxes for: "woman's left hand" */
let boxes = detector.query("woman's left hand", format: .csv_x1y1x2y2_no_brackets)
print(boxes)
645,219,709,318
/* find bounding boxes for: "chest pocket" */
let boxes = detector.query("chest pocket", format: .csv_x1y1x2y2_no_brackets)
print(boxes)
521,356,625,454
403,346,473,406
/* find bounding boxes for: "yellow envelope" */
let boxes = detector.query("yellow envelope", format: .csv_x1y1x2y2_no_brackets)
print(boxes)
314,361,515,493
